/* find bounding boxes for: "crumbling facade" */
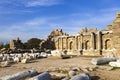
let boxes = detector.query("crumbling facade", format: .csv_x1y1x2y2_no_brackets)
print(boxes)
9,12,120,56
40,29,68,50
51,12,120,56
10,37,23,50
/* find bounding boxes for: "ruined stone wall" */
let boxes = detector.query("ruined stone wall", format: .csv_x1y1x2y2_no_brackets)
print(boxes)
10,37,23,50
54,13,120,56
107,12,120,56
55,30,114,56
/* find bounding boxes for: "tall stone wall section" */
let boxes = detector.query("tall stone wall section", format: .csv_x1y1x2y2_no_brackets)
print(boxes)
53,12,120,56
107,12,120,56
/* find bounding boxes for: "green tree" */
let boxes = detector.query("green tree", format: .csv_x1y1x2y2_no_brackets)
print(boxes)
4,43,9,49
0,42,9,49
0,42,4,49
24,38,42,49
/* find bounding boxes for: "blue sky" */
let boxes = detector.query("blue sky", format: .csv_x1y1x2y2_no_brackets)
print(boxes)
0,0,120,43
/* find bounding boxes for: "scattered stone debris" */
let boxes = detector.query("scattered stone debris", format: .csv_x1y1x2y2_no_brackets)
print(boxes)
109,59,120,67
68,70,77,77
40,52,48,58
0,61,11,67
70,73,91,80
0,69,38,80
91,57,117,65
21,58,29,64
14,57,20,63
51,50,62,58
29,72,51,80
0,52,48,67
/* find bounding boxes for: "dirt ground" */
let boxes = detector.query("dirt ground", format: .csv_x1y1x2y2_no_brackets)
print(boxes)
0,56,120,80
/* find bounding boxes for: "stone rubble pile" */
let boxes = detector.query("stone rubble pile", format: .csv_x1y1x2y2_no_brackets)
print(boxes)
0,67,92,80
0,69,38,80
1,56,120,80
0,52,48,67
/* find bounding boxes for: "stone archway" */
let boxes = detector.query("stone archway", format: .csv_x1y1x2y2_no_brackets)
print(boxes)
85,40,90,50
105,39,112,49
69,41,73,50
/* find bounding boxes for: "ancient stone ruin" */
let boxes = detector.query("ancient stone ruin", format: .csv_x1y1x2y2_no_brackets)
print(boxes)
46,12,120,56
9,12,120,56
10,37,23,50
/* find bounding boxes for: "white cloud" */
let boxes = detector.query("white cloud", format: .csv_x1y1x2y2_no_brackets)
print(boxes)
0,9,33,14
0,0,62,14
25,0,62,7
0,7,120,43
100,8,120,13
0,17,59,42
0,0,62,7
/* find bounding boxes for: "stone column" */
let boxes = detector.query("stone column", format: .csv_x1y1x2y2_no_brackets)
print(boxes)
77,36,81,50
81,34,83,50
58,38,59,50
98,31,102,50
75,36,78,50
66,37,68,50
80,34,83,55
91,32,95,50
61,37,63,50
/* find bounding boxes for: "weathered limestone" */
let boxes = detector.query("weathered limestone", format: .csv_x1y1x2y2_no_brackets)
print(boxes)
98,31,102,51
21,58,29,64
14,57,20,63
40,52,48,58
66,37,68,49
62,77,70,80
29,72,51,80
109,59,120,67
91,32,95,50
2,56,7,61
51,50,62,57
42,13,119,56
0,69,38,80
91,57,116,65
0,61,11,67
10,37,23,50
61,37,63,50
68,70,77,77
75,36,78,50
70,73,91,80
116,12,120,18
109,62,120,67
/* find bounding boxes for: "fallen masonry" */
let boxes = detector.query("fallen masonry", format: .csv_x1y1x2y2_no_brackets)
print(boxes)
91,57,117,65
109,59,120,67
70,73,91,80
29,72,51,80
0,69,38,80
0,52,47,67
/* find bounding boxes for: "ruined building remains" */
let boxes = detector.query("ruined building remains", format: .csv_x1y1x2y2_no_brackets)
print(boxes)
10,37,23,50
9,12,120,56
48,12,120,56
